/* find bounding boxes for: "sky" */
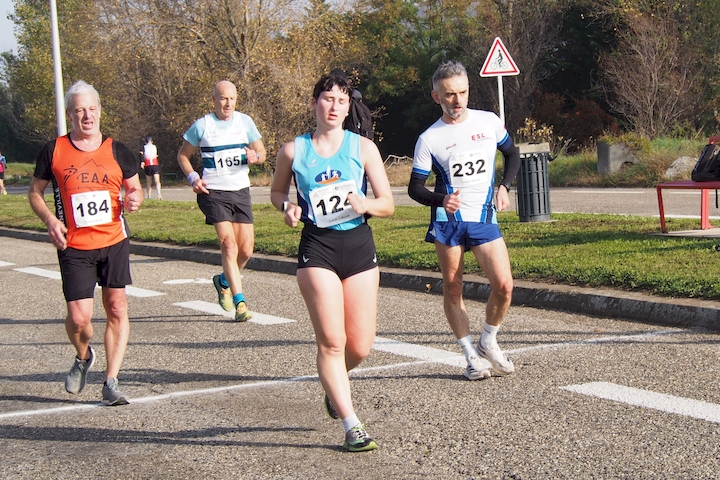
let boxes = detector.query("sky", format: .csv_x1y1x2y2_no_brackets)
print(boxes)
0,0,17,54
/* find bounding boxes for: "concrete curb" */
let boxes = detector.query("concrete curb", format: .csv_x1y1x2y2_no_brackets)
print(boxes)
2,226,719,331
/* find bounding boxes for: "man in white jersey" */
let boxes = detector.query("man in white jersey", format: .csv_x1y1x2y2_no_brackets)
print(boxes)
408,60,521,380
177,80,266,322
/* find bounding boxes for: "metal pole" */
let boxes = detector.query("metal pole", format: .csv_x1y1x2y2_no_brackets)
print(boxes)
497,75,505,124
49,0,66,136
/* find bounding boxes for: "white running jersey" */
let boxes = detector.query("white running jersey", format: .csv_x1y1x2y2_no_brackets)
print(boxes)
183,112,261,191
412,109,508,223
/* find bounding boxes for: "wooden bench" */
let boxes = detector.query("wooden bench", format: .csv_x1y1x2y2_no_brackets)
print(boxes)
656,180,720,233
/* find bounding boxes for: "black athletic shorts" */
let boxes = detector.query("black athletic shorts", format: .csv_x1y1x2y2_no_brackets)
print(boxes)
197,188,253,225
57,238,132,302
298,222,377,280
143,165,160,176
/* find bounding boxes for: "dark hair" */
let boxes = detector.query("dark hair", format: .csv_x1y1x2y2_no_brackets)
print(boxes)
145,136,152,143
312,74,353,100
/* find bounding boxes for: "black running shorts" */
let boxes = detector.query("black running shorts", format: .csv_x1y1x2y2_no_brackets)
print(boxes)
57,238,132,302
143,165,160,176
298,223,378,280
197,188,253,225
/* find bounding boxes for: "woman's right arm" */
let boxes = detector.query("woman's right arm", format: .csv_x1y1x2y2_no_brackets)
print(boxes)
270,142,302,228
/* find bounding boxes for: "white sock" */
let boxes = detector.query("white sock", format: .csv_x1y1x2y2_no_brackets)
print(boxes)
457,335,478,360
342,414,360,432
481,323,500,349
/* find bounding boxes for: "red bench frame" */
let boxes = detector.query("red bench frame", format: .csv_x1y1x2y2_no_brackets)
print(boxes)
656,180,720,233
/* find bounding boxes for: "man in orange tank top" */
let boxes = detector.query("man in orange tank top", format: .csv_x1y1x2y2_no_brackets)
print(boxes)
28,80,144,406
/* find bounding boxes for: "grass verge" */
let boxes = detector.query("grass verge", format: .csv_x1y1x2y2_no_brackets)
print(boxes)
1,195,718,300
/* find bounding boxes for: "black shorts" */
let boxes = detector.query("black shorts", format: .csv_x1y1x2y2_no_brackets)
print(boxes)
197,189,253,225
298,223,377,280
0,172,4,180
57,238,132,302
143,165,160,176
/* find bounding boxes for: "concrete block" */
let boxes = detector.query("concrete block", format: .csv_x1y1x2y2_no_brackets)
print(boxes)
597,141,639,175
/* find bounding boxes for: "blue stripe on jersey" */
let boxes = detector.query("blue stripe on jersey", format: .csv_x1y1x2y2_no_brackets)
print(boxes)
497,131,510,147
200,143,248,153
411,166,430,176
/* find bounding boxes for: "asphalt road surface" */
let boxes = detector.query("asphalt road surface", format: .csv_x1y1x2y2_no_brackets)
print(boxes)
7,183,720,222
1,235,719,478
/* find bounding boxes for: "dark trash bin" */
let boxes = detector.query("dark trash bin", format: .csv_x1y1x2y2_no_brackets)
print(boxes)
515,142,551,222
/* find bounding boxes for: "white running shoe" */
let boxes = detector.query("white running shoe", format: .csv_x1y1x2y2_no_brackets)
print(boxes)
477,343,515,375
464,354,492,380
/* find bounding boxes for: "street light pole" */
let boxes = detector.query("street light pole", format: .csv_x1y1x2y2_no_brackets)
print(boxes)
49,0,66,136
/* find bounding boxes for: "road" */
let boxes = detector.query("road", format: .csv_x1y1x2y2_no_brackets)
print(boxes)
1,235,720,478
7,183,720,221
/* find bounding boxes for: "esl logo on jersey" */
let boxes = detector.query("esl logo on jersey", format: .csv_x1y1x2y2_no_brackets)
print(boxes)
315,166,342,185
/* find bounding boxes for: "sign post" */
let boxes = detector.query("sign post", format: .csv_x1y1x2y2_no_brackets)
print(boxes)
480,37,519,124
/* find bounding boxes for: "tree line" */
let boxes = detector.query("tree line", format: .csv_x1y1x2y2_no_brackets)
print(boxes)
1,0,719,174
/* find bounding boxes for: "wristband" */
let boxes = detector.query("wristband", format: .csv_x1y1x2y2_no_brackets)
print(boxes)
282,201,289,213
187,171,200,186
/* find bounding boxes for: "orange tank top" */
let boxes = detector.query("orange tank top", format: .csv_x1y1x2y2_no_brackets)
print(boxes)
52,136,128,250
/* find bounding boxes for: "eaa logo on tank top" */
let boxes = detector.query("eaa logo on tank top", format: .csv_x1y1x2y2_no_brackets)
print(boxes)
62,158,112,185
314,166,342,185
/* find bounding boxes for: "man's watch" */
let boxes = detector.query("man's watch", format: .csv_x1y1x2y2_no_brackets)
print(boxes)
500,182,511,191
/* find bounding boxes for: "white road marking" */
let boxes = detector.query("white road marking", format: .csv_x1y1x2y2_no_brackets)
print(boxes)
14,267,61,280
561,382,720,424
173,300,296,325
372,336,480,368
0,261,15,267
163,278,213,285
125,286,165,298
0,328,688,419
13,267,165,297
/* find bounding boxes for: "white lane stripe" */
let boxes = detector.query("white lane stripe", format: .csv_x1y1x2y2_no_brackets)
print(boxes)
173,300,296,325
125,286,165,298
14,266,61,280
0,261,15,267
0,329,687,419
561,382,720,424
372,336,485,368
14,267,165,297
506,329,683,355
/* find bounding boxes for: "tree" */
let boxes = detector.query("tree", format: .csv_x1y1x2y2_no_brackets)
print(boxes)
599,8,700,136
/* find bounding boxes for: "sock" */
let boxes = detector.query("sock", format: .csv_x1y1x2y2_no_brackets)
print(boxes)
481,323,500,349
233,292,246,306
219,273,229,288
341,414,360,433
457,335,478,360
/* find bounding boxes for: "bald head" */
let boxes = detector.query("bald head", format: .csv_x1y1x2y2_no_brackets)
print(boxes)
212,80,238,121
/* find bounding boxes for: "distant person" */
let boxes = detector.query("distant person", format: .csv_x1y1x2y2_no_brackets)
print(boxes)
0,151,6,195
140,136,163,199
27,80,144,405
176,80,266,322
271,73,394,451
408,60,521,380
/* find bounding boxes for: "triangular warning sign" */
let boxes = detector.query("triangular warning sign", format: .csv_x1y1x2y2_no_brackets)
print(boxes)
480,37,519,77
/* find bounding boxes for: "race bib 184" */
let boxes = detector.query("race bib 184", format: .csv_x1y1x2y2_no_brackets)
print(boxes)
71,190,112,228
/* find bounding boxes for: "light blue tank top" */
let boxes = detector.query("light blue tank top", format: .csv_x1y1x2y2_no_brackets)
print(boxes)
292,131,367,231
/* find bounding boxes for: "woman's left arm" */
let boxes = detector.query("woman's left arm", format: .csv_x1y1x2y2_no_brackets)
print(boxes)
348,137,395,218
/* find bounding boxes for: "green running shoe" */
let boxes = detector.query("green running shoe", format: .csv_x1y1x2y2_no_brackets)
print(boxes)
235,301,253,322
343,423,378,452
324,394,339,420
213,274,234,312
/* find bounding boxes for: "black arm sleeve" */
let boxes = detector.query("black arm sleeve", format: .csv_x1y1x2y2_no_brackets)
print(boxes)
498,136,521,185
407,171,446,207
112,140,140,179
33,141,56,181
